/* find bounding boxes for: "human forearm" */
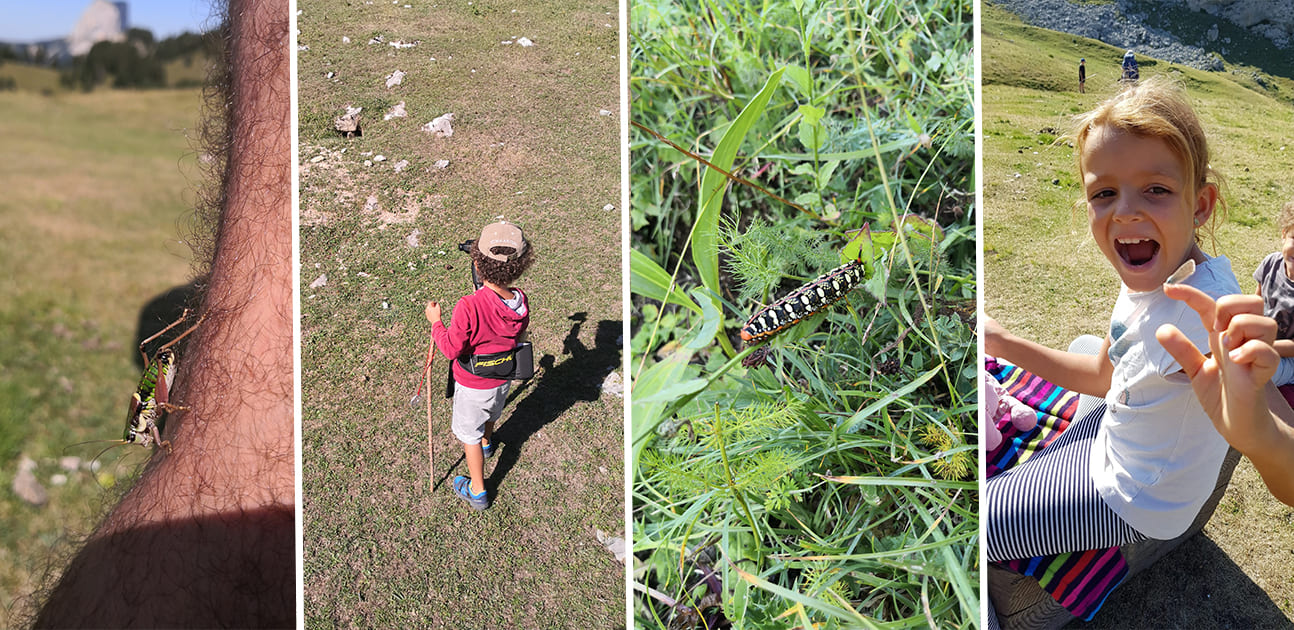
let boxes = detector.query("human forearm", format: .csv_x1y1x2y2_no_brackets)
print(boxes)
985,320,1111,396
1273,338,1294,358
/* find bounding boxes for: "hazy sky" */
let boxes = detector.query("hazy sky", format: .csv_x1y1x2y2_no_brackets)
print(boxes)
0,0,214,42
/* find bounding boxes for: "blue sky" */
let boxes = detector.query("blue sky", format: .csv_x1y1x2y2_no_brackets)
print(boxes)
0,0,215,42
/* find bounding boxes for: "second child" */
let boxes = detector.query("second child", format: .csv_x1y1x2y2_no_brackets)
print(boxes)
1251,200,1294,386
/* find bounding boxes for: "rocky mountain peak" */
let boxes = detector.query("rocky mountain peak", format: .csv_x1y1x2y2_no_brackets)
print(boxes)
67,0,127,56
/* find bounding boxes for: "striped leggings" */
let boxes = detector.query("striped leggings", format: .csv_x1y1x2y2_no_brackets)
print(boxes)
986,403,1146,563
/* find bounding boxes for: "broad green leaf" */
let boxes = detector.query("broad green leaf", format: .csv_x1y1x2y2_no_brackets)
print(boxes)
630,249,701,315
796,104,825,125
631,377,708,404
630,351,698,460
681,287,722,350
796,118,824,151
784,65,812,98
693,67,786,312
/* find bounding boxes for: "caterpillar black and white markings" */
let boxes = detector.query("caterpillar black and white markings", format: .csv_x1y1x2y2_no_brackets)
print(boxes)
740,258,865,344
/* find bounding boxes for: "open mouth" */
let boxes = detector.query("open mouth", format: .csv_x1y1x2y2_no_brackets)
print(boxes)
1116,237,1159,268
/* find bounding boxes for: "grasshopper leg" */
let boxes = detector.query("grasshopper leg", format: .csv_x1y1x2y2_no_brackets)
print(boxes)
137,308,207,363
138,308,193,363
149,424,173,453
155,311,207,354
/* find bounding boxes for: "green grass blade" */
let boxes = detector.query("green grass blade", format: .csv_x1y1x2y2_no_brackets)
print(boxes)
692,66,786,309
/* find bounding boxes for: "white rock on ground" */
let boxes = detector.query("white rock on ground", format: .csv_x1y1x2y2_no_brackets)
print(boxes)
393,159,409,172
422,112,455,138
601,371,624,397
384,101,408,120
406,229,421,247
13,455,47,506
517,37,535,47
595,529,627,564
334,106,362,136
310,274,327,288
385,69,406,88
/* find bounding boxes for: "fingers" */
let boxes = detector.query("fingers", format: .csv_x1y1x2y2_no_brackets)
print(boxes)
1162,287,1280,381
1217,311,1279,380
1156,323,1206,379
1227,337,1280,375
1213,295,1271,339
1211,296,1276,373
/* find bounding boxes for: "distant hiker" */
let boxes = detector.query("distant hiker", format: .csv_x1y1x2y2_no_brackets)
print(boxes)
1121,50,1139,82
1078,58,1086,93
425,221,535,511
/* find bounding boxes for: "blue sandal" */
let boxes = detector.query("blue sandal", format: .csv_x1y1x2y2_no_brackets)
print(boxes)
453,475,489,510
482,439,496,458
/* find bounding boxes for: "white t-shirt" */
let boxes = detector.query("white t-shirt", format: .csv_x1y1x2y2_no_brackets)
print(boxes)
1091,255,1239,539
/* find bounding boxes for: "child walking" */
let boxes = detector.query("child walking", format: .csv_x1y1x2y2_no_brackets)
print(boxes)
984,76,1240,562
1252,200,1294,386
425,221,534,510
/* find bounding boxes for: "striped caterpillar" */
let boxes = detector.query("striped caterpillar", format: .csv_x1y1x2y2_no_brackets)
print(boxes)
740,258,865,343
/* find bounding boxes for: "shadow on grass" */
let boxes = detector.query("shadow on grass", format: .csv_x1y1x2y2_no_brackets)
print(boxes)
1083,533,1291,628
470,313,622,496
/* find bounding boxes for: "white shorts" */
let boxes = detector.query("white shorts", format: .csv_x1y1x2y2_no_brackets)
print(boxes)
451,380,510,444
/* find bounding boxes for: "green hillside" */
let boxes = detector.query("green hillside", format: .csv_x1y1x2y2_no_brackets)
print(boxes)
0,61,62,93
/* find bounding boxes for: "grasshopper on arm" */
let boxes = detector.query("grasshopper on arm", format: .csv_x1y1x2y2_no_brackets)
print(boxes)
123,308,206,452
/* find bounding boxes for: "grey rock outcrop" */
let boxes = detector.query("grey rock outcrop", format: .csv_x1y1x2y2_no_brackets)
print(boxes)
68,0,128,56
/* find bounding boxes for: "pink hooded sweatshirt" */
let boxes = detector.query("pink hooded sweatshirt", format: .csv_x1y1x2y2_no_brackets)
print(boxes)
432,286,529,389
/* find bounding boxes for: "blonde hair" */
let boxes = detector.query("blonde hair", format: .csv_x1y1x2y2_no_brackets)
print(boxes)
1279,200,1294,236
1068,75,1227,241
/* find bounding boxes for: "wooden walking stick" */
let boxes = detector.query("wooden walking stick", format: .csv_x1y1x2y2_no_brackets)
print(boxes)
423,336,436,493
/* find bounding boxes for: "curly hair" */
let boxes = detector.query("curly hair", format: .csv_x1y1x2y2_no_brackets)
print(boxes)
471,243,535,286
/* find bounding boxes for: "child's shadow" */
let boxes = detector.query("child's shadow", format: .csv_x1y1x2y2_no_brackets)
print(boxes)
484,313,620,495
